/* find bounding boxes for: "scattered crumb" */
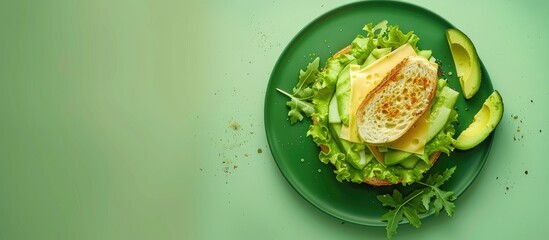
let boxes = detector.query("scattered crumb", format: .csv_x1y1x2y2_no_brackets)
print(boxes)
200,168,203,171
244,154,249,157
257,148,263,153
496,177,499,180
525,170,529,175
530,99,533,103
233,165,238,170
228,121,241,131
506,187,509,190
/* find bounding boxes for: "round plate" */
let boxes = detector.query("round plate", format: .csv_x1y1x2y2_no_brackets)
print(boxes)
264,1,494,226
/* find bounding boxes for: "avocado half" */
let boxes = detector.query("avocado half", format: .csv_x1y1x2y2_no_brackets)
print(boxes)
446,28,481,99
454,91,504,150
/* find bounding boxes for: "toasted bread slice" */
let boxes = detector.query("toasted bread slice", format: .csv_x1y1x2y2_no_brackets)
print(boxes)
356,56,437,144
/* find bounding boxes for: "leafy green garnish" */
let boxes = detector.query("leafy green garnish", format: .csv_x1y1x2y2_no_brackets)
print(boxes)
276,57,320,124
293,57,320,98
276,88,315,124
418,167,457,217
377,167,457,239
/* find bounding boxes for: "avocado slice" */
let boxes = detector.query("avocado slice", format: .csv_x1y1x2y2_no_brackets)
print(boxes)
454,91,504,150
446,28,481,99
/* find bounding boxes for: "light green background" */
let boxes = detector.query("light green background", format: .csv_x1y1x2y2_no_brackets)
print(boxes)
0,0,547,239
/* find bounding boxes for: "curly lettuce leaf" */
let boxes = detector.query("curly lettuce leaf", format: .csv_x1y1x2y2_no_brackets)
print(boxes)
379,25,420,50
424,109,458,157
349,35,375,65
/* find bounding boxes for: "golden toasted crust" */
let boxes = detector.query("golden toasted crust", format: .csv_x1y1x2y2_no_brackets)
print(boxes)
356,56,438,144
333,45,352,58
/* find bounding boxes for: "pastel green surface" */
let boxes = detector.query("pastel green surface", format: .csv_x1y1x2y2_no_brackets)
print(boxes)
0,0,547,240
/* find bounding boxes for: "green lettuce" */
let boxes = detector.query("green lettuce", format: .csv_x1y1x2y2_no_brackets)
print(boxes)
306,56,354,180
424,110,458,157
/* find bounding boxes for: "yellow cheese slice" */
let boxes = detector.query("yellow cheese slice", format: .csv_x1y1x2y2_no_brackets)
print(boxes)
386,108,430,155
340,43,417,142
367,145,385,165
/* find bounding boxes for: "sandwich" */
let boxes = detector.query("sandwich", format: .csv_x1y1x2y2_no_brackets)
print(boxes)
354,54,441,185
277,21,459,186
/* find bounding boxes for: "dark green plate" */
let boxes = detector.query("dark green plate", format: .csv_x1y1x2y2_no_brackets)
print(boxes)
264,1,494,226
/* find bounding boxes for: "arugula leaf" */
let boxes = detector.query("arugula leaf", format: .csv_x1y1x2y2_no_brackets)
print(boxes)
402,206,421,228
377,191,400,208
377,167,457,239
276,88,315,124
381,209,403,239
293,57,320,97
419,167,457,216
293,87,314,99
378,189,425,239
276,57,320,124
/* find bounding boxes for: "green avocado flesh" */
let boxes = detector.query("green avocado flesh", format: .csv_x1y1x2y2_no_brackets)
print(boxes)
454,91,504,150
446,28,481,99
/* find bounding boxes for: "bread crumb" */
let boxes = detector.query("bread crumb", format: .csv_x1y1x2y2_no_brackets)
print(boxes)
228,121,241,131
